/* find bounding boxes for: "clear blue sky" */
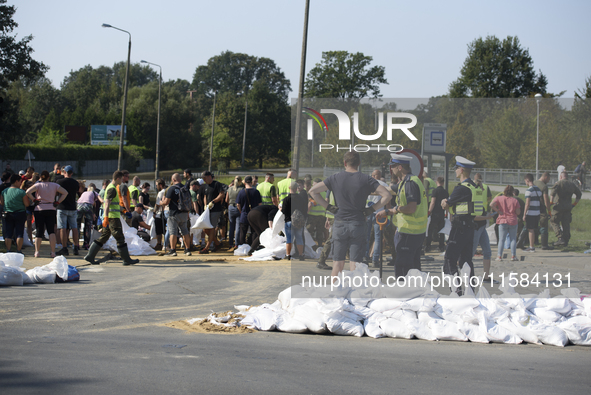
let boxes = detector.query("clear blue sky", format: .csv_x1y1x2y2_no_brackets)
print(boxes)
11,0,591,98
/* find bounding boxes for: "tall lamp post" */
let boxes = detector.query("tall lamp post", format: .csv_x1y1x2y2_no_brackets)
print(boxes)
241,98,248,169
102,23,131,171
535,93,542,179
140,60,162,185
209,91,217,172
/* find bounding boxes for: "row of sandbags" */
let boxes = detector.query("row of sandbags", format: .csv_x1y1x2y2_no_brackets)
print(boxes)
237,264,591,347
0,253,79,286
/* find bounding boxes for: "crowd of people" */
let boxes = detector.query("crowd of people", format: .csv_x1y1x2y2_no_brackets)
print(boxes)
0,158,584,284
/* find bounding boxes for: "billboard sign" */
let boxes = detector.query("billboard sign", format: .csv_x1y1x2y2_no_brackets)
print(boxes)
91,125,127,146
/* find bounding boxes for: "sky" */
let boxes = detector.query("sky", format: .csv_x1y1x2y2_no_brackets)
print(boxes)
10,0,591,98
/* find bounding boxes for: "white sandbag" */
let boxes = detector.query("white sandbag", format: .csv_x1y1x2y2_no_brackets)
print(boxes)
271,210,285,239
275,312,308,333
191,207,213,230
558,316,591,346
364,315,387,339
531,307,563,322
325,311,364,337
26,267,57,284
486,223,497,245
418,310,441,324
457,322,489,343
0,253,24,267
528,322,569,347
439,218,452,235
368,298,406,312
497,316,541,344
21,270,34,284
241,308,277,331
22,234,33,247
381,318,413,339
233,244,251,256
383,309,417,323
292,305,327,333
406,319,438,341
43,255,68,280
532,297,572,315
428,320,468,342
436,297,481,316
401,296,438,312
478,313,522,344
0,262,24,286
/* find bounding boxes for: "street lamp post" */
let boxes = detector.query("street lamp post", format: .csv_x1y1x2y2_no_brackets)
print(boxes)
535,93,542,179
140,60,162,185
209,91,217,172
102,23,131,171
241,98,248,169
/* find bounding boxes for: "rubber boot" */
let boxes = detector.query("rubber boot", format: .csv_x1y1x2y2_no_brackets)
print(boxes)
118,243,139,266
541,232,553,250
84,241,103,265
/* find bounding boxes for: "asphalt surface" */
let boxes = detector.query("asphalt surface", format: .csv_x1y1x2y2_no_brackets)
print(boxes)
1,247,591,394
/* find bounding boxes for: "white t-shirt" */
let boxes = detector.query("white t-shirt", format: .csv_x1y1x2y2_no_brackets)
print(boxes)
557,165,565,174
155,189,169,217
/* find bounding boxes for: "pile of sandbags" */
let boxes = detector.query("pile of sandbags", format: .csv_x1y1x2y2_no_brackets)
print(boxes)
0,253,79,286
230,263,591,347
102,217,156,255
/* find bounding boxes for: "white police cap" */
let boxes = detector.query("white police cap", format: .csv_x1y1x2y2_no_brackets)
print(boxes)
455,156,475,168
390,153,413,165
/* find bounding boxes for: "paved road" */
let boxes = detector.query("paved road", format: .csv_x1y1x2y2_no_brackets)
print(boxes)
2,249,591,394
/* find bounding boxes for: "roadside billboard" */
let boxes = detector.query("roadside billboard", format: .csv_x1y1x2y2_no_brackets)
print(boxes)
91,125,127,146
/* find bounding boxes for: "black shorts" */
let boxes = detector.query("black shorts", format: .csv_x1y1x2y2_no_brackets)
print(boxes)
155,215,165,236
34,210,57,237
525,215,540,230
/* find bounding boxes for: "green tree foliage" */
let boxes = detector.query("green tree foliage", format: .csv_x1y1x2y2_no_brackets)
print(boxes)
304,51,387,99
446,110,480,163
0,0,47,90
449,36,547,98
192,51,291,100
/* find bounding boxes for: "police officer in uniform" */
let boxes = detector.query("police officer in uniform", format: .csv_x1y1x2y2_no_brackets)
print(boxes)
84,170,139,266
441,156,483,293
377,154,428,277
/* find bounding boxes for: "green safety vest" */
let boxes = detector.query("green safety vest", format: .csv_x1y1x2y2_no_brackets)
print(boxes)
325,192,336,219
481,183,490,211
395,175,428,234
257,181,275,205
449,181,484,216
424,177,436,200
309,191,327,217
106,183,121,219
128,185,139,209
277,178,292,204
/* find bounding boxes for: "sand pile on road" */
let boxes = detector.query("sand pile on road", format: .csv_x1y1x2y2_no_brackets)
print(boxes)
166,311,254,334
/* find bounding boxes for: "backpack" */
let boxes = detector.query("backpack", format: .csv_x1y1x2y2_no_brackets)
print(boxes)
291,209,305,229
177,185,192,212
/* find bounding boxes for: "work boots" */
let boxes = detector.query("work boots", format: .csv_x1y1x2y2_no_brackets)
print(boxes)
541,233,554,250
119,243,139,265
84,241,103,265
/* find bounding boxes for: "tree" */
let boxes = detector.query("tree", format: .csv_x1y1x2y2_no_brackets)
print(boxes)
191,51,291,100
0,0,47,90
304,51,387,99
449,36,547,98
446,110,480,163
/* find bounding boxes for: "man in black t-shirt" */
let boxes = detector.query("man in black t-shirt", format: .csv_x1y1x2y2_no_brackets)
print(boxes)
130,203,151,242
236,176,262,246
197,171,225,254
247,204,279,254
161,173,192,256
426,177,449,252
56,165,80,256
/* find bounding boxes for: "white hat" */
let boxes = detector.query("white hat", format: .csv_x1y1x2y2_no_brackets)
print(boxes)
196,178,204,185
389,153,413,165
455,156,475,168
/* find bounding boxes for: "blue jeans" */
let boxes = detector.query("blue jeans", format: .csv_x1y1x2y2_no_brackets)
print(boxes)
472,225,492,259
284,221,304,245
228,205,241,247
163,211,170,248
497,223,517,258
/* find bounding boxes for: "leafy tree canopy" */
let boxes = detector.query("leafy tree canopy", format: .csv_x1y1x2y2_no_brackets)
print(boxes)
449,35,547,98
304,51,387,99
192,51,291,101
0,0,47,90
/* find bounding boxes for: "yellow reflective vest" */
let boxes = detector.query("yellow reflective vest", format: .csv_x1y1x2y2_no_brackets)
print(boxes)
106,183,121,219
309,191,327,217
277,178,292,204
396,175,428,234
257,181,275,205
449,181,484,216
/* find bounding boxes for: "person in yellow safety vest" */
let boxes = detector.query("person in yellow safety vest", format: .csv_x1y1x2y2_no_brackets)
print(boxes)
84,170,138,266
377,154,428,277
422,170,437,201
128,176,141,209
441,156,483,295
117,170,132,217
471,172,494,281
277,169,297,205
307,178,327,247
257,173,278,206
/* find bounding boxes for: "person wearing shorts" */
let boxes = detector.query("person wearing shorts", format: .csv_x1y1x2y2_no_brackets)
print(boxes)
161,173,193,256
309,151,391,277
523,173,542,252
197,171,225,254
56,165,80,256
0,174,30,254
25,171,68,257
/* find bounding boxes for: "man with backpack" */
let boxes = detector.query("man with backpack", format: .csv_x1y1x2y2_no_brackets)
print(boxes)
160,173,193,256
197,170,225,254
